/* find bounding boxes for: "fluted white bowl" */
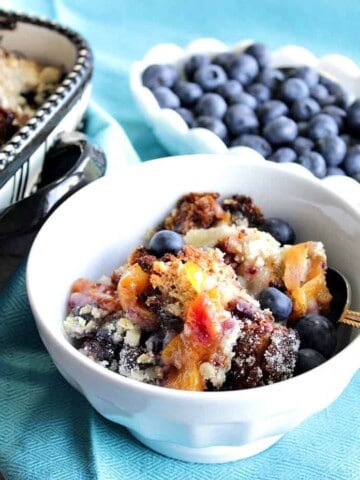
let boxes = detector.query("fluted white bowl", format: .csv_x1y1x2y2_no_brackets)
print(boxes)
27,153,360,463
130,39,360,206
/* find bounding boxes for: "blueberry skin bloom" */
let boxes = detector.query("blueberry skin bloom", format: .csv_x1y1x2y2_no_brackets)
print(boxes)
258,287,293,323
174,107,195,127
294,313,337,358
184,54,210,80
244,42,271,69
293,136,314,155
227,53,259,86
257,100,289,125
173,81,203,107
327,166,346,176
152,86,180,109
290,97,320,121
195,93,227,118
297,151,327,178
194,64,227,91
307,113,338,140
290,66,319,88
280,78,310,103
216,80,243,104
263,116,298,144
224,104,259,136
316,135,346,167
269,147,297,163
142,64,179,90
246,83,271,103
149,230,184,257
196,116,228,141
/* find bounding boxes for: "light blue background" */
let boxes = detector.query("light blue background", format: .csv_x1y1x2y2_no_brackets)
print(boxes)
1,1,360,479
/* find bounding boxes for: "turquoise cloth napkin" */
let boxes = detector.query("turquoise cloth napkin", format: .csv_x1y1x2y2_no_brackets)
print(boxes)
1,1,360,479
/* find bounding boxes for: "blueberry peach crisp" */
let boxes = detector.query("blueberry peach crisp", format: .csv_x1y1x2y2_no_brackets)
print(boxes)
0,47,62,146
141,42,360,181
64,193,338,391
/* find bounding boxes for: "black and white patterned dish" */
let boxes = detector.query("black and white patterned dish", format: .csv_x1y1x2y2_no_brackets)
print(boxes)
0,9,93,210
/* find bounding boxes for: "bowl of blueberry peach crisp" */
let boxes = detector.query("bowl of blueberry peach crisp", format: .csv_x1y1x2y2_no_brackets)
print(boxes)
27,153,360,463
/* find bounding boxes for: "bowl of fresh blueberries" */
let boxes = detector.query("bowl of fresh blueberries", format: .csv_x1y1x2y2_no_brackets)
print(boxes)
130,38,360,194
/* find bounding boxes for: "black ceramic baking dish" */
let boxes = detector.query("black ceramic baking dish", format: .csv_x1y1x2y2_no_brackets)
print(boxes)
0,9,93,210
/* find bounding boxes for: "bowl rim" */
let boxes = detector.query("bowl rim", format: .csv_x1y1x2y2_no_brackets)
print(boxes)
26,153,360,401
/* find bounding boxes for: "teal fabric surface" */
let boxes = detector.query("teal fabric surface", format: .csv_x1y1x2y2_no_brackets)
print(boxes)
1,1,360,479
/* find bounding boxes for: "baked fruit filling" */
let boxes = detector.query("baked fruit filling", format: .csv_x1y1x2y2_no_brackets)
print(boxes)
64,192,335,391
0,47,62,146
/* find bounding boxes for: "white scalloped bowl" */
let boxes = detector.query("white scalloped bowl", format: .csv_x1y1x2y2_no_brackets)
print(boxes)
27,153,360,463
130,39,360,207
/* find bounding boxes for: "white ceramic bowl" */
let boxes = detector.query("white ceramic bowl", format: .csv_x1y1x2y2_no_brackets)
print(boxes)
26,153,360,463
130,38,360,204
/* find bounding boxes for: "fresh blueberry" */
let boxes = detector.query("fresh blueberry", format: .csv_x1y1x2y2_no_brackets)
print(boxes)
294,313,337,358
258,287,293,323
269,147,297,163
232,91,258,109
174,107,196,127
327,166,346,176
307,113,338,140
260,217,296,245
196,116,228,141
310,84,329,104
212,51,239,72
293,136,314,155
227,53,259,86
184,54,210,80
152,86,180,109
279,78,310,103
295,348,327,375
230,134,272,158
244,42,271,69
289,66,319,88
173,81,203,107
263,115,298,144
343,145,360,177
149,230,184,256
256,67,285,90
216,80,243,103
256,100,288,124
224,104,259,136
195,93,227,118
346,99,360,135
297,151,327,178
142,64,179,90
290,97,320,121
246,83,271,103
316,135,346,166
194,64,227,91
322,105,347,130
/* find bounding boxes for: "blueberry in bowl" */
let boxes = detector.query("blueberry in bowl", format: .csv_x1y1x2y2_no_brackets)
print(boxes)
131,38,360,196
27,153,360,463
